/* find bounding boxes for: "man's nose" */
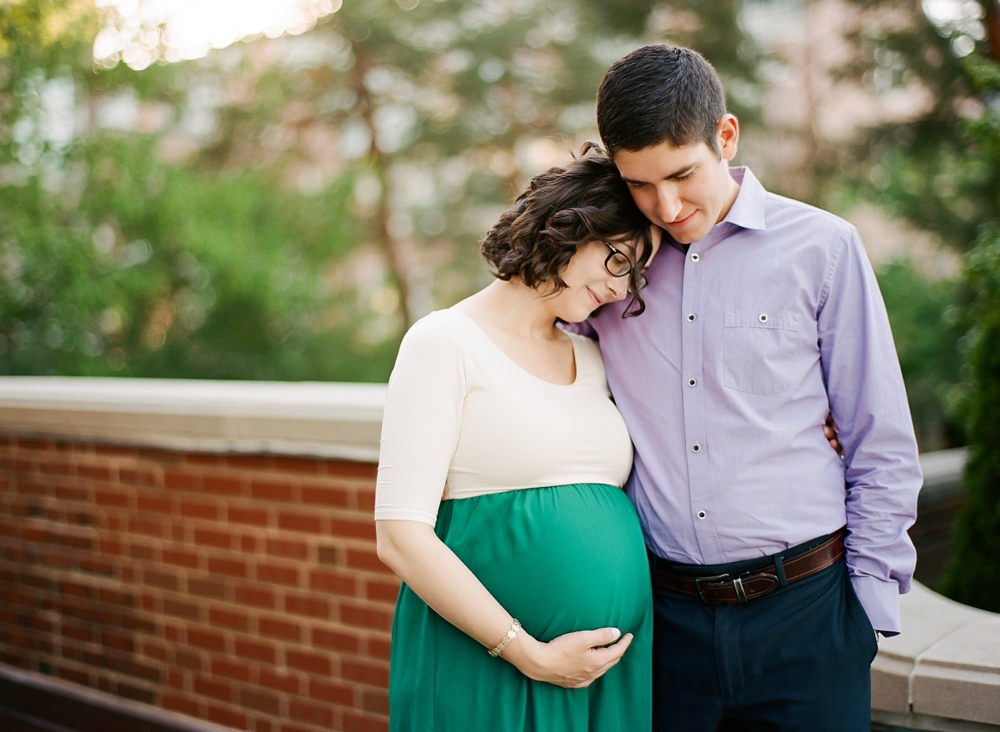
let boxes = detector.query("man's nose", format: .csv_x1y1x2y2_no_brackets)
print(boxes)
656,187,683,222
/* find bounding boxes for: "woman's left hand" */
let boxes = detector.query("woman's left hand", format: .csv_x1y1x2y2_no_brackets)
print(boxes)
824,413,843,457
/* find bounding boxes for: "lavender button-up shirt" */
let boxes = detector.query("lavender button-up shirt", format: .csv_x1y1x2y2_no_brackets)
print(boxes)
586,166,921,634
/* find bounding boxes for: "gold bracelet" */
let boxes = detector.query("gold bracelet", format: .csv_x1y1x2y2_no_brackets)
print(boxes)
488,619,521,658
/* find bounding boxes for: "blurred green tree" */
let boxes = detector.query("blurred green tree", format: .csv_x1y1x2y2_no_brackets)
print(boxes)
941,225,1000,611
938,54,1000,612
0,0,392,381
876,260,963,451
180,0,766,324
3,0,769,382
833,0,1000,608
810,0,991,451
839,0,994,250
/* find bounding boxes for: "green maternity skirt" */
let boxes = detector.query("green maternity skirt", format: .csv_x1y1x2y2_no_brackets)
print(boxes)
388,483,653,732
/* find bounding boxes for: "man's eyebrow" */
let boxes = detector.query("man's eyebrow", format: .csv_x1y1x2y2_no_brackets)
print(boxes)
621,164,697,185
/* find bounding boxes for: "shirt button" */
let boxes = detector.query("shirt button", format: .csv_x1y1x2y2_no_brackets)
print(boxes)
758,312,768,323
697,510,707,519
690,253,700,262
687,313,696,322
687,378,697,387
692,444,701,453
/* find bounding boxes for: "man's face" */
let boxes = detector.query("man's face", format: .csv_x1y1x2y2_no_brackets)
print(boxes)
612,116,739,244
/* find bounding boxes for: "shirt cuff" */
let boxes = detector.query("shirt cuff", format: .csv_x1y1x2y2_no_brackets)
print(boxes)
850,574,901,636
372,507,439,525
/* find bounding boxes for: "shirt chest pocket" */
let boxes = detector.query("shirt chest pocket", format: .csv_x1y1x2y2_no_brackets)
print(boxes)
723,309,802,395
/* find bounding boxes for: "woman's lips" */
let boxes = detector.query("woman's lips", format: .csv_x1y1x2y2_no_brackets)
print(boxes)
587,288,603,308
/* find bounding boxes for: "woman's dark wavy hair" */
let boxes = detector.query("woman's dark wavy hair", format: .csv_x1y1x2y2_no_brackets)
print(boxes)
480,142,653,317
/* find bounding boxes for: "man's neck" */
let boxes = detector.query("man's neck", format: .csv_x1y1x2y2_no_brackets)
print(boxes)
715,165,743,226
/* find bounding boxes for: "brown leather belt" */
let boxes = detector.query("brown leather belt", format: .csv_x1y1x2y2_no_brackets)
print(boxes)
651,528,846,604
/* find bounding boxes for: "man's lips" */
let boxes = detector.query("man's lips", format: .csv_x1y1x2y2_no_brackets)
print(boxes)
665,211,696,228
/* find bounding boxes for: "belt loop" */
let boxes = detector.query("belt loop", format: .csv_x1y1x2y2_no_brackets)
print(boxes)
774,555,787,587
733,576,748,603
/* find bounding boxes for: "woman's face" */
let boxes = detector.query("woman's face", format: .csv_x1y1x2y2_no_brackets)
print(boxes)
547,226,661,323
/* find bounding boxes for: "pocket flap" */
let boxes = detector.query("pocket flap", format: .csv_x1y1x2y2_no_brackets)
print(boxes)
725,309,800,331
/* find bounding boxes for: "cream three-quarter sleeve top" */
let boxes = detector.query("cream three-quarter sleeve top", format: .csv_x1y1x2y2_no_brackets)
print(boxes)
374,309,634,526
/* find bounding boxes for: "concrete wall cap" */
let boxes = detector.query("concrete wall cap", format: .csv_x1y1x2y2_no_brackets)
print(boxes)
920,447,968,491
0,376,387,461
0,376,996,729
874,583,1000,727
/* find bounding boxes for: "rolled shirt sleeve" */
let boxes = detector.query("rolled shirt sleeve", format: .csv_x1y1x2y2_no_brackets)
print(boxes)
817,225,922,635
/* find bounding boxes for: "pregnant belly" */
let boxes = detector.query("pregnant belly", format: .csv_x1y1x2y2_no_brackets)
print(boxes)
436,483,651,642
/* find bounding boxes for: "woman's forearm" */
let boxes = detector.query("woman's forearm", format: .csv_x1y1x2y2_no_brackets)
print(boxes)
375,518,633,687
376,519,521,652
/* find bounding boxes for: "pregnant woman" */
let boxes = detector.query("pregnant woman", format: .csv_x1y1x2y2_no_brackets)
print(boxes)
375,143,660,731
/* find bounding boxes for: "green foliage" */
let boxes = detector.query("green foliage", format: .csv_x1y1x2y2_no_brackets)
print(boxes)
0,1,402,382
0,133,397,381
1,0,768,382
839,0,988,250
190,0,765,323
876,260,963,451
941,228,1000,611
927,51,1000,611
836,4,1000,605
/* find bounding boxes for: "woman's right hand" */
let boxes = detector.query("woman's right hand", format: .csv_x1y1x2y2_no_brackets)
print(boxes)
377,521,634,690
507,627,634,689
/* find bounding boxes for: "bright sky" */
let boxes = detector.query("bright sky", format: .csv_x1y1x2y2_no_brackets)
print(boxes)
93,0,342,69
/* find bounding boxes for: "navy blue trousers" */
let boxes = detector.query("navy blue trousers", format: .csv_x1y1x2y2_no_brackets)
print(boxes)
651,560,878,732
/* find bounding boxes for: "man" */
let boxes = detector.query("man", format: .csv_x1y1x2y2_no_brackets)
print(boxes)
587,45,922,731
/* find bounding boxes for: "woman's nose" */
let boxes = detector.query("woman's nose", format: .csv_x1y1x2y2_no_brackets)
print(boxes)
609,275,629,300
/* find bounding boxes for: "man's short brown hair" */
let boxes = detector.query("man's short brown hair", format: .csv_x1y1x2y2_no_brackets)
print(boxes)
597,45,727,156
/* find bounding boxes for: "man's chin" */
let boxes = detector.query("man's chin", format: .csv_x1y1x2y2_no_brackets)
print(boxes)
657,216,707,244
667,223,712,245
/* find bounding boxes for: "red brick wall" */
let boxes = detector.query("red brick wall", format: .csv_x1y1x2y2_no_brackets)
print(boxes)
0,436,396,732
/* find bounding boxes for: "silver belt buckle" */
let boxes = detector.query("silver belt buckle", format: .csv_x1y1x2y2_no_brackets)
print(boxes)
694,573,750,603
694,573,731,603
733,575,748,602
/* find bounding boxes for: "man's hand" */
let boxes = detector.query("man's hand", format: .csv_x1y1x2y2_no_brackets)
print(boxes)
824,413,843,458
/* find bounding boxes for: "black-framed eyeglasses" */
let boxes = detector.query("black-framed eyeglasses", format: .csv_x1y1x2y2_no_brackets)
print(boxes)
604,242,648,290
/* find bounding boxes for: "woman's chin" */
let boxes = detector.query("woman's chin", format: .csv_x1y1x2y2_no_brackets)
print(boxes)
559,306,602,323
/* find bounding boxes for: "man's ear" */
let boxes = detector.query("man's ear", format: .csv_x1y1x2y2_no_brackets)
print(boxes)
716,114,739,161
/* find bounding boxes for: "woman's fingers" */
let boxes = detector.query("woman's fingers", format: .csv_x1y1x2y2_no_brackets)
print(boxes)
524,627,635,688
586,632,633,671
566,631,634,688
573,633,632,689
824,412,844,457
572,626,622,650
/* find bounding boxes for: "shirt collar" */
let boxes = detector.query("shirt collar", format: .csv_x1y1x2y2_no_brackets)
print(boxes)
722,166,767,232
662,166,767,254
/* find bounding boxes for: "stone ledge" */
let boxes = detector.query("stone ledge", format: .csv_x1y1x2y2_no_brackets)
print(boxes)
1,376,997,729
873,710,1000,732
0,663,233,732
874,583,1000,727
0,376,386,462
919,447,968,496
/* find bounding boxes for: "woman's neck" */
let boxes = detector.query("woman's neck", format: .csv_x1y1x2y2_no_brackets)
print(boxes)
456,280,563,341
